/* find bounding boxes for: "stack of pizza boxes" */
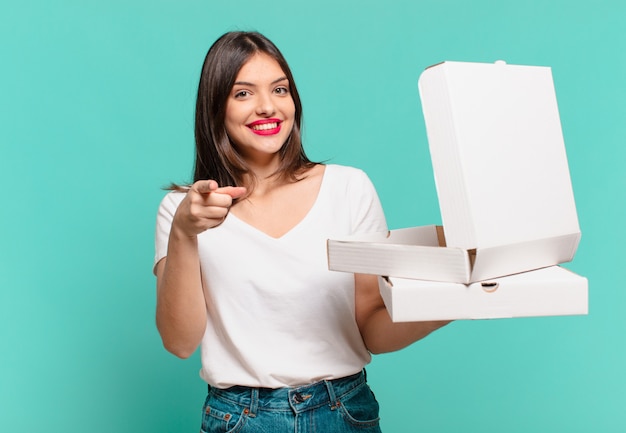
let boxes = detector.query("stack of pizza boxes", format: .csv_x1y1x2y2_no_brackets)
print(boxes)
327,60,588,321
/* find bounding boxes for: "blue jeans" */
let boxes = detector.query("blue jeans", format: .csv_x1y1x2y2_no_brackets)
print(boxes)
200,370,382,433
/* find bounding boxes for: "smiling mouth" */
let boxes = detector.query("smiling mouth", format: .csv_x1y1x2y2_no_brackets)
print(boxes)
247,119,282,135
250,122,279,131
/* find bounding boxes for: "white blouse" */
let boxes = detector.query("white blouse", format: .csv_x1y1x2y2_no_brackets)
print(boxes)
154,164,388,388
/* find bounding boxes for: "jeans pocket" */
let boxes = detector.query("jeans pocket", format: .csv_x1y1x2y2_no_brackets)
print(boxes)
337,383,381,428
200,394,248,433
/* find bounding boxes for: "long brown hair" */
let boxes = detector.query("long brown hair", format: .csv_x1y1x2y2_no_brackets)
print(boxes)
188,31,315,190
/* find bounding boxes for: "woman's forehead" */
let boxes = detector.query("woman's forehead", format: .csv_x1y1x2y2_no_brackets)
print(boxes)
235,53,287,84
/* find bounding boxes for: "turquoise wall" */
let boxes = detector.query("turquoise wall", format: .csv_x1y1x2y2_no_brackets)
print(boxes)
1,1,624,431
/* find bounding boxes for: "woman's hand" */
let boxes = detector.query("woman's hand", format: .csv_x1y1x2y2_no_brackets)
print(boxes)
156,180,246,358
355,273,451,354
172,180,247,237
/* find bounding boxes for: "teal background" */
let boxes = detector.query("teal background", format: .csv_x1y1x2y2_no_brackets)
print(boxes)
1,0,624,431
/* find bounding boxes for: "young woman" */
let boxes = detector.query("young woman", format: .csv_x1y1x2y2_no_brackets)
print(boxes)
154,31,449,433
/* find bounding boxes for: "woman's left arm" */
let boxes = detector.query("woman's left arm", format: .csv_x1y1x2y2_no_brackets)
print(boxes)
355,273,451,354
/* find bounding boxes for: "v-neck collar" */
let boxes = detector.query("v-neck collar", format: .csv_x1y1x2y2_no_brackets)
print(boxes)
226,165,330,241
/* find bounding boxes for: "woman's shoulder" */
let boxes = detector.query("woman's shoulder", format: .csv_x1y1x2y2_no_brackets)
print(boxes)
323,163,370,181
319,164,378,201
157,189,187,213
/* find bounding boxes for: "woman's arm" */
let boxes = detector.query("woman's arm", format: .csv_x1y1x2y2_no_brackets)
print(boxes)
355,273,451,354
155,180,246,358
155,234,206,359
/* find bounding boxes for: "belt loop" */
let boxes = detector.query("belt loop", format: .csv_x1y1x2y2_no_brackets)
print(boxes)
324,379,339,410
249,388,259,417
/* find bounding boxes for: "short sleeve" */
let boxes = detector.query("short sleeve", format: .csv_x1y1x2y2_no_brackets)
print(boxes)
346,168,388,235
153,191,186,274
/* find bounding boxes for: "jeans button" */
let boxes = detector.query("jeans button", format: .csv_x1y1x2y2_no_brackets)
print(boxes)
293,392,304,403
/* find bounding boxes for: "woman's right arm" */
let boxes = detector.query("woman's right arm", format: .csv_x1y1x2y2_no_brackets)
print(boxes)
155,180,246,358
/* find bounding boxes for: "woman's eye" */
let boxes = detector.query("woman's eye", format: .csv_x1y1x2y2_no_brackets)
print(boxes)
274,87,289,95
234,90,249,98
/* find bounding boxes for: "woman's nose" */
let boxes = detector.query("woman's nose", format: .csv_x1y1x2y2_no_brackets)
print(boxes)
255,92,276,116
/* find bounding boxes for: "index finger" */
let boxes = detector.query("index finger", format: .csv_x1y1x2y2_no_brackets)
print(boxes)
193,180,219,194
215,186,247,199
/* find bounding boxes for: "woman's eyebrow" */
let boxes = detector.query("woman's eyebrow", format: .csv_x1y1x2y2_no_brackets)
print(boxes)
233,76,288,87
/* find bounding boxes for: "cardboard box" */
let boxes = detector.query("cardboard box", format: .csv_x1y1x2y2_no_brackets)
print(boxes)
419,61,580,253
328,60,581,284
328,224,581,284
378,266,588,322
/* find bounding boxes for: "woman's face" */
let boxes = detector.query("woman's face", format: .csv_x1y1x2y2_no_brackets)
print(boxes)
224,52,296,166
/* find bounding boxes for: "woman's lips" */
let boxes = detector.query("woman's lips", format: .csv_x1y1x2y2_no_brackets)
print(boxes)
247,119,282,135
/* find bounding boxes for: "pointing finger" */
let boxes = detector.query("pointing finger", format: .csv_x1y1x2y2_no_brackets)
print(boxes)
215,186,247,199
193,180,218,194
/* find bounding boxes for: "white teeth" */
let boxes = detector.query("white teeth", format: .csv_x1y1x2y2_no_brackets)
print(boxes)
251,122,278,131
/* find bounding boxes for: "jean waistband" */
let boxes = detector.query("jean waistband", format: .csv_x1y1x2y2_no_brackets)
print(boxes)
207,370,367,415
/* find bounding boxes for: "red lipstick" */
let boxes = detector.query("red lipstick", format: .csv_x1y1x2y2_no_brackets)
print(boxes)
247,118,282,136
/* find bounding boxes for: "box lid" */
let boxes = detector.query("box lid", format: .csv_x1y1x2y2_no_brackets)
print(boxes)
418,60,580,251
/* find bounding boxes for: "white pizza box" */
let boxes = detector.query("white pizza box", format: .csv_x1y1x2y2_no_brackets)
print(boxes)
378,265,588,322
328,60,580,284
327,224,579,284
